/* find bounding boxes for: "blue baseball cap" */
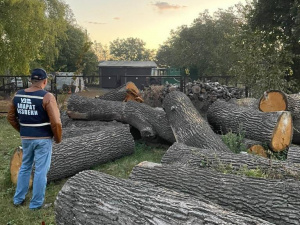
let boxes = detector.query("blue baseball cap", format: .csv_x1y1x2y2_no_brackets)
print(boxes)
31,68,47,80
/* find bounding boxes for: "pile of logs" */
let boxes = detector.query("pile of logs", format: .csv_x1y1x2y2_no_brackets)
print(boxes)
10,81,300,224
142,81,244,116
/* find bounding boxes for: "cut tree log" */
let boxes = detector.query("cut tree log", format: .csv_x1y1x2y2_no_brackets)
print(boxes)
207,100,293,152
67,94,175,143
97,82,143,102
130,161,300,225
62,122,127,139
229,97,259,109
257,90,300,144
258,91,300,118
287,145,300,164
161,142,300,179
10,125,135,183
10,146,33,187
55,170,273,225
163,91,230,152
47,125,134,182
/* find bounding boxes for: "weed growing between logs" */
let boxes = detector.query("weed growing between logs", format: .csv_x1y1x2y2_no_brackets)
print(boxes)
221,131,247,153
0,116,168,225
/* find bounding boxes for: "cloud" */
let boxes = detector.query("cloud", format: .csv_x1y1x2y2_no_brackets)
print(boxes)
152,2,186,10
85,21,106,25
113,17,120,20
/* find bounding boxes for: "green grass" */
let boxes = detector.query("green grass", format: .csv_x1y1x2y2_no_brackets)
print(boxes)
0,116,168,225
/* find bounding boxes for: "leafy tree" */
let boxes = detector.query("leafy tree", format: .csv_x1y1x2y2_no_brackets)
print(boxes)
0,0,69,74
156,8,241,78
109,37,155,61
229,28,293,97
93,42,110,61
53,24,98,76
0,0,48,74
250,0,300,85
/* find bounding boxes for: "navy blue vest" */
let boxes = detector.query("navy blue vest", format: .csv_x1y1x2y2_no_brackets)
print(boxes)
13,89,53,138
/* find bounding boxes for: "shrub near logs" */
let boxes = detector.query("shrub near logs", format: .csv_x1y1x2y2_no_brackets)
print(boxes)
163,91,230,152
55,170,273,225
207,100,293,152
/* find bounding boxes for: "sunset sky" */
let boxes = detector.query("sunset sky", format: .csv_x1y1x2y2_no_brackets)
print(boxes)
63,0,247,49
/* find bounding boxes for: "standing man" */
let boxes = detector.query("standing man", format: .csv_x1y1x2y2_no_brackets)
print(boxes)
7,68,62,210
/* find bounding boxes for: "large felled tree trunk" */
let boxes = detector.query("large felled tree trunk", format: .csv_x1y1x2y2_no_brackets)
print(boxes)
207,100,293,152
55,170,273,225
67,95,175,143
10,125,134,184
163,91,230,152
287,145,300,164
161,142,300,179
229,97,259,109
48,125,134,181
258,90,300,144
62,122,127,139
130,162,300,225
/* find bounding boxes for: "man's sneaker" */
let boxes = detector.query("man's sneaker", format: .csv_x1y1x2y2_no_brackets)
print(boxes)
13,199,25,207
30,203,52,211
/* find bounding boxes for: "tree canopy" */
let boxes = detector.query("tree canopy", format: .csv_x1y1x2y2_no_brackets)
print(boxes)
0,0,69,74
109,37,155,61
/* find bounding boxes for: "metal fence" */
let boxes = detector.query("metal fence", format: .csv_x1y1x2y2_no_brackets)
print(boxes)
0,73,248,113
0,74,186,113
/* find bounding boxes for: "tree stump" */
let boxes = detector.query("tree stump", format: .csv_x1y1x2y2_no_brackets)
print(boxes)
67,94,175,143
130,161,300,225
207,100,293,152
55,170,273,225
163,91,230,152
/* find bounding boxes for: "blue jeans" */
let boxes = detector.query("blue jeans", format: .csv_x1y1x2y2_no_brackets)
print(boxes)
13,139,52,209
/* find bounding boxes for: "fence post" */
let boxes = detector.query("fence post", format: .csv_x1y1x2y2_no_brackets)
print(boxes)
55,75,57,101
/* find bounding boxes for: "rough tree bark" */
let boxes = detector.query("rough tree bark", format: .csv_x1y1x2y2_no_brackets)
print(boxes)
161,142,300,179
67,94,175,143
47,125,134,181
97,82,143,102
130,161,300,225
287,145,300,164
163,91,230,152
62,122,127,139
258,90,300,144
229,98,259,109
207,100,293,152
293,119,300,144
55,170,273,225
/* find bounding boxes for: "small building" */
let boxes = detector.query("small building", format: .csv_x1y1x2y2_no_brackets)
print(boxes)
98,61,157,89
